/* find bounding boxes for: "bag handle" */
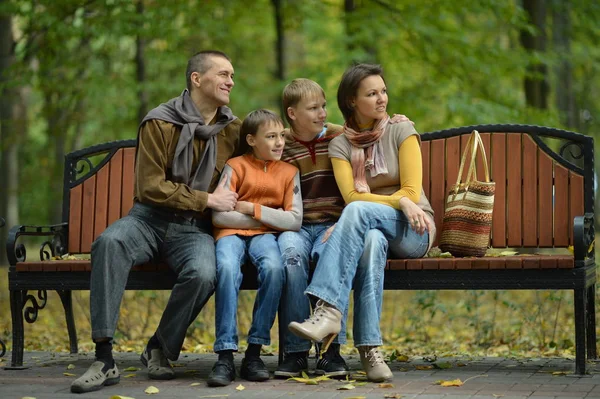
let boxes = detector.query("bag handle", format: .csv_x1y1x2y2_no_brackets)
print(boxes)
453,130,491,195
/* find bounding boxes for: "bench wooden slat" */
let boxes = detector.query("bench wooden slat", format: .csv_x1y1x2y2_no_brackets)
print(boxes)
121,148,136,217
569,171,584,246
16,254,575,273
421,141,430,200
507,134,522,247
108,148,124,225
430,139,445,247
94,163,110,241
554,163,569,247
522,135,538,246
445,136,461,199
68,184,83,254
538,149,553,247
475,133,491,185
81,176,97,253
491,133,507,247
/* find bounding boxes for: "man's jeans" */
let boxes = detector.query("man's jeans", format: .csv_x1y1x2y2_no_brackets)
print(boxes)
90,202,216,360
278,222,388,351
306,201,430,347
213,233,285,352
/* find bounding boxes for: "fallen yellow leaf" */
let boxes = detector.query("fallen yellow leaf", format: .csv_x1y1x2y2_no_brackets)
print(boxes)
190,382,201,386
437,378,463,387
379,383,395,388
384,394,403,399
21,397,37,399
124,374,137,378
110,396,136,399
235,384,245,391
63,372,76,377
66,364,75,370
123,366,139,372
337,383,356,390
144,386,160,394
415,365,434,370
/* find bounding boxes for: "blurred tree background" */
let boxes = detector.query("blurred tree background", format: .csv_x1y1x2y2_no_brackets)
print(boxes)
0,0,598,356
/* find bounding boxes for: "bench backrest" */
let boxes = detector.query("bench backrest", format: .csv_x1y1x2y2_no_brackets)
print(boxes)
63,125,593,254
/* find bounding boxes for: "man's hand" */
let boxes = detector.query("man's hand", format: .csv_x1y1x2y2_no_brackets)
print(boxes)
390,114,415,125
207,179,238,212
234,201,255,216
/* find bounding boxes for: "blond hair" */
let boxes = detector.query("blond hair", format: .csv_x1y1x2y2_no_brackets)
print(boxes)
282,78,326,126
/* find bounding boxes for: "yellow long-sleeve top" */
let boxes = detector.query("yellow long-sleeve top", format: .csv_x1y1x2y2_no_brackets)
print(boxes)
328,121,436,246
212,153,303,241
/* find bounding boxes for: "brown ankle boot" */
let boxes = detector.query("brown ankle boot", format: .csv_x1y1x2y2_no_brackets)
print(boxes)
288,300,342,353
358,346,393,382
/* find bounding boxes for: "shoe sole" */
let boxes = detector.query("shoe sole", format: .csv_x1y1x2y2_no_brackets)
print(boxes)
207,377,234,387
273,369,307,378
314,369,350,377
70,376,120,394
140,352,176,380
240,370,270,381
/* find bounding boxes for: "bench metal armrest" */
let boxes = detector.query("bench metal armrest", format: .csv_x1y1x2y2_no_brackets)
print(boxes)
573,213,595,264
6,223,69,266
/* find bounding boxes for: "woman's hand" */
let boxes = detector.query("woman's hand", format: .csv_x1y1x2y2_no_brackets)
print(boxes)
234,201,255,216
390,114,415,125
398,197,431,235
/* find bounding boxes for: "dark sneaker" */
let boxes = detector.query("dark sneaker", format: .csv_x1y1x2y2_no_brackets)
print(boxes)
207,358,236,387
274,351,309,378
315,345,350,377
240,356,270,381
140,347,175,380
71,361,120,393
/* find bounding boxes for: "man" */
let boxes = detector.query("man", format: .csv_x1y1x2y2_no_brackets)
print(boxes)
71,50,242,394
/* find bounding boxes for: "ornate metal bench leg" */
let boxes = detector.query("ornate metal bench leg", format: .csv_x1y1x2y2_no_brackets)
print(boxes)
58,290,78,354
573,288,587,375
586,284,597,359
6,290,27,370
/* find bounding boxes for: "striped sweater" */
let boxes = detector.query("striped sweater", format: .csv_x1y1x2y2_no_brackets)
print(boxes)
281,124,345,224
212,153,303,241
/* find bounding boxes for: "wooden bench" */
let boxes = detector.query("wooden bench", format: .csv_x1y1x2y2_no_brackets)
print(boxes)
6,124,596,374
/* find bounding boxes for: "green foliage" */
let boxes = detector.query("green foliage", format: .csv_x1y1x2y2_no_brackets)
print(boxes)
1,0,599,224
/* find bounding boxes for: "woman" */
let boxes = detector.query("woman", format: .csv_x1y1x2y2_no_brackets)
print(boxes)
288,63,435,382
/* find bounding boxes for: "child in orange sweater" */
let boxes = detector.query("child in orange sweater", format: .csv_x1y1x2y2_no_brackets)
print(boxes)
208,109,302,387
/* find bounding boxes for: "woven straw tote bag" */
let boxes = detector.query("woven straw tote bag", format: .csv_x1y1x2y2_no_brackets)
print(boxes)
439,130,495,257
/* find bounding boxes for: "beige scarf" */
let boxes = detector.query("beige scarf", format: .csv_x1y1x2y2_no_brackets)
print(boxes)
343,116,390,193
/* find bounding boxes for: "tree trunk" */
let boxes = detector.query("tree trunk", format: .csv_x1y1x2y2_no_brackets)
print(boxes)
520,0,549,109
344,0,376,64
136,0,148,123
552,0,577,128
272,0,285,115
0,5,20,266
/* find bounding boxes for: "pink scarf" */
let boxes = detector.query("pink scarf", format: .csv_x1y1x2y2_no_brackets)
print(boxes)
343,116,390,193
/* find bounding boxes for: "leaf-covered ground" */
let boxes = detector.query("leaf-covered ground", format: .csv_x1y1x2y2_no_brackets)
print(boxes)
0,268,585,360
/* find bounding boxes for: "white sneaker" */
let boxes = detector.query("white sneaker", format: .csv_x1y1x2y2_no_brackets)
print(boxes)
70,360,120,393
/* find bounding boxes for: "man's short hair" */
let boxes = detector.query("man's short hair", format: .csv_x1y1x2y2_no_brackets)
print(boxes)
186,50,231,92
282,78,326,126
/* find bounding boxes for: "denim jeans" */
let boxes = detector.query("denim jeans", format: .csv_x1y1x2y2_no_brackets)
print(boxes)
213,233,285,352
278,223,388,351
306,201,430,347
90,202,216,360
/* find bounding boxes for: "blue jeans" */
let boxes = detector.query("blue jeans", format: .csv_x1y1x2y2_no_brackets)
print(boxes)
213,234,285,352
306,201,430,347
90,202,216,361
278,223,388,350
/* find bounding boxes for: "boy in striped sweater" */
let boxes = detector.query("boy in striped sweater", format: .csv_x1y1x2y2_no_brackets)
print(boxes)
275,79,409,377
208,109,302,387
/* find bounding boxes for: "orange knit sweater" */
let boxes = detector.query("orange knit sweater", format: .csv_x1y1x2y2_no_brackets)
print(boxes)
212,153,303,241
